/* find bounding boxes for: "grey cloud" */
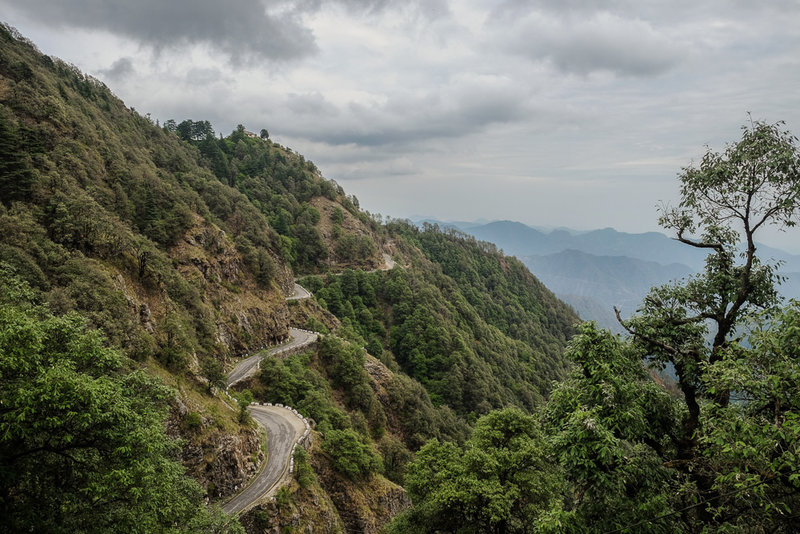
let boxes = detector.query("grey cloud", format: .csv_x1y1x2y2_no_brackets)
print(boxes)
300,0,450,19
185,67,227,86
99,57,134,80
279,81,529,147
497,11,682,77
5,0,317,63
286,92,340,117
494,0,632,16
4,0,454,64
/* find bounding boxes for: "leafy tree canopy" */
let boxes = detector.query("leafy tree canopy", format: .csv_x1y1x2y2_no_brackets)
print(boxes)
0,265,241,533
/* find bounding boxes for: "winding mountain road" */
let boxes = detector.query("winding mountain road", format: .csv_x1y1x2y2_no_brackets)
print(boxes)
221,260,393,515
221,282,316,515
226,327,318,388
221,405,307,515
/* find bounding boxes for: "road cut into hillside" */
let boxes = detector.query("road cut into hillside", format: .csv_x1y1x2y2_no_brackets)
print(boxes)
221,405,308,515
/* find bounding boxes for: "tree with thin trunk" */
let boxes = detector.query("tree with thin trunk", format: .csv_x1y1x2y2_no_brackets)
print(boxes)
616,119,800,525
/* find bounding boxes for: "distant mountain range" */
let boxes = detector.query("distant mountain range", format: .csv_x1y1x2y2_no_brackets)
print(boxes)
523,249,693,332
418,219,800,331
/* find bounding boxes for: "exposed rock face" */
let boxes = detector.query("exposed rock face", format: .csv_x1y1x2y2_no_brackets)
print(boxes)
202,429,263,498
170,217,291,357
109,215,291,362
310,196,385,271
312,450,410,534
179,427,263,499
166,400,263,499
287,297,339,332
239,484,344,534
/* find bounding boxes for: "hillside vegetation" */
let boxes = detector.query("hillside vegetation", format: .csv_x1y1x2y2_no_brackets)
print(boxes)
0,25,579,533
12,20,797,533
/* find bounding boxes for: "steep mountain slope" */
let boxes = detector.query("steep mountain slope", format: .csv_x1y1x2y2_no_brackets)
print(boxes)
300,223,578,417
0,25,580,533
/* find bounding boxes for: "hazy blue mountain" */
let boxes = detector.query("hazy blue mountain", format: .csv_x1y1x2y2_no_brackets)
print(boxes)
555,294,624,333
448,220,799,326
465,221,708,269
781,272,800,299
752,243,800,273
522,249,693,324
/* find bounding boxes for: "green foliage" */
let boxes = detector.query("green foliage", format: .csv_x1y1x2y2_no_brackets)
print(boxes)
0,267,240,533
0,110,35,203
321,428,382,480
234,390,254,424
310,228,577,418
318,335,367,393
258,352,349,432
378,434,413,485
334,232,376,262
698,302,800,529
184,411,203,431
543,323,681,531
384,373,470,449
393,409,564,534
200,356,227,391
274,486,291,510
293,447,317,489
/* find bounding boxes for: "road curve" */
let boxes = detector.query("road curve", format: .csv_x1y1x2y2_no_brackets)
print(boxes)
286,283,312,300
222,405,307,515
227,328,318,388
381,253,396,270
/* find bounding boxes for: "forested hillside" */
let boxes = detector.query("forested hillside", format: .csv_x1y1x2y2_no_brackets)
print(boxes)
302,222,575,416
0,25,579,533
6,22,796,534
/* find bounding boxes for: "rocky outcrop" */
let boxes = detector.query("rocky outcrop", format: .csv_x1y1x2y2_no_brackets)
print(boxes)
171,217,291,357
311,449,410,534
202,429,263,498
239,483,344,534
167,399,263,499
287,297,340,333
184,427,263,499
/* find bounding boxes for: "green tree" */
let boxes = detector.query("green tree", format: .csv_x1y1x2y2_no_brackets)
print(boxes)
394,408,563,534
321,428,382,480
543,323,680,531
0,267,241,533
200,356,226,392
615,120,800,526
697,301,800,529
293,447,316,489
541,121,800,532
235,389,254,424
0,112,34,203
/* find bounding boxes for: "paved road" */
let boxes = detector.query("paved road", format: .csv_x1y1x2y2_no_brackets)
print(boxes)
221,283,317,515
226,328,318,387
221,405,306,515
286,283,312,300
382,253,396,270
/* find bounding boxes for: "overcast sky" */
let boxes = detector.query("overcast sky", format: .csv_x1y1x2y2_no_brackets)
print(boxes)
3,0,800,252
